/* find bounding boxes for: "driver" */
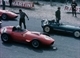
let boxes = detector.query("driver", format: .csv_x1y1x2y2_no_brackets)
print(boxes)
12,25,23,32
16,25,23,32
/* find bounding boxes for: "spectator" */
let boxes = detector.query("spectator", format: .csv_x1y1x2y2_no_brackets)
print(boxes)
55,7,61,24
9,0,13,7
2,0,5,10
71,0,77,17
19,9,29,29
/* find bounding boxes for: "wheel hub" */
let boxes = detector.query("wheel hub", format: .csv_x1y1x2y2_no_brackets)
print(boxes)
2,35,8,41
74,31,80,37
45,26,50,32
32,40,39,48
2,14,7,19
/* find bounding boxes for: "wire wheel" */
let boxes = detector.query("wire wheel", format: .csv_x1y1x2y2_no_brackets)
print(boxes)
44,26,51,33
1,33,10,43
31,40,40,48
2,14,7,20
74,31,80,38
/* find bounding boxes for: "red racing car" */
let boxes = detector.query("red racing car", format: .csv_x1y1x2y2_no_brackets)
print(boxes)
0,26,55,48
0,9,18,20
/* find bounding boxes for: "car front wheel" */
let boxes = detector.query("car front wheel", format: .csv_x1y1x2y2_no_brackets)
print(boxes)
1,33,10,43
73,31,80,38
31,39,40,48
2,14,8,20
43,26,52,33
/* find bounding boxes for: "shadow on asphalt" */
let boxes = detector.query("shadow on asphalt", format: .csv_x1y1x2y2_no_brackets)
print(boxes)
2,41,57,53
1,18,18,21
49,31,80,39
75,17,80,21
66,12,80,14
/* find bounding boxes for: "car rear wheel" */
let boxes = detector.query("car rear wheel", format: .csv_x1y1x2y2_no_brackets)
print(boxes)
31,39,40,48
43,26,52,33
2,14,8,20
1,33,10,43
73,31,80,38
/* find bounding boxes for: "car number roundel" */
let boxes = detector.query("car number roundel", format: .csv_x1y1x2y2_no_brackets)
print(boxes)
1,27,7,33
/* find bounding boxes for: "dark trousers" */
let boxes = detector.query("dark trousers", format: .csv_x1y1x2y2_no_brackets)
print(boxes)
19,18,26,29
9,1,12,7
72,8,77,17
2,1,5,10
56,18,60,23
72,10,76,17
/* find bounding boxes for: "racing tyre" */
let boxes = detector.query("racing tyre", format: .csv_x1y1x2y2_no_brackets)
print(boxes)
73,31,80,38
1,33,10,43
31,39,40,48
2,14,8,20
43,26,52,33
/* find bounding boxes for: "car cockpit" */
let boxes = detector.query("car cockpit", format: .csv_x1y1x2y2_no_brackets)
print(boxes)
12,26,24,32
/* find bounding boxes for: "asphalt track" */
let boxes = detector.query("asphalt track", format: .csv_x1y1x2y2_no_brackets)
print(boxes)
0,15,80,58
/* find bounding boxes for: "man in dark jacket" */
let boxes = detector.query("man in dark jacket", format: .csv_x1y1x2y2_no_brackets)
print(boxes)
19,9,29,29
71,0,77,17
55,7,61,24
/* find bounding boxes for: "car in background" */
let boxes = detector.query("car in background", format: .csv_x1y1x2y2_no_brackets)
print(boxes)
0,9,18,20
0,26,55,48
41,19,80,38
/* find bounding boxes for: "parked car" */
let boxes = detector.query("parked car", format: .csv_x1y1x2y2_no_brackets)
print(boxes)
0,9,18,20
0,26,54,48
41,19,80,38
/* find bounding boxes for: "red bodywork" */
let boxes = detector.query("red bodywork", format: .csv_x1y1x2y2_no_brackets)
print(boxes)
0,9,18,19
0,26,55,46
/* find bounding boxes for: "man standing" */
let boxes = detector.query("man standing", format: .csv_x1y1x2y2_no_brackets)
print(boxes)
71,0,77,17
55,7,61,24
2,0,5,10
9,0,13,7
19,9,29,29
